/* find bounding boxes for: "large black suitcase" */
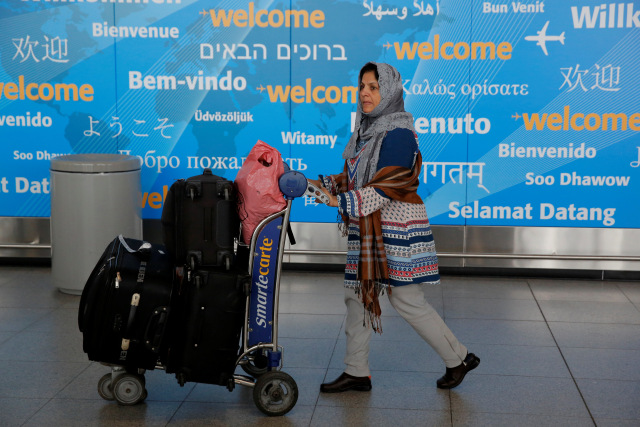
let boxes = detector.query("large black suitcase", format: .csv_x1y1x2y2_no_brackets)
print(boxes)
161,168,240,270
78,235,175,369
166,268,250,387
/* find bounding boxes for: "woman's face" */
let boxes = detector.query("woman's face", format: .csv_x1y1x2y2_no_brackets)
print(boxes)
359,71,381,113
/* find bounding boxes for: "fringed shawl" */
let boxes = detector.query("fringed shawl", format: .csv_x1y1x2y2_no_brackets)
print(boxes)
335,152,423,333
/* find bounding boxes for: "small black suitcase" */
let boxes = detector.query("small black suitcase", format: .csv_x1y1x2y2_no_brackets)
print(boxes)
78,235,175,369
161,168,240,270
166,268,250,387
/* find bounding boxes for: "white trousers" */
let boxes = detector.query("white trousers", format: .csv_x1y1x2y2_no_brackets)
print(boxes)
343,284,467,377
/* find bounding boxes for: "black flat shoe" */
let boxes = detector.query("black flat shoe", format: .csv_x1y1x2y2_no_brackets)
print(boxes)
320,372,372,393
436,353,480,389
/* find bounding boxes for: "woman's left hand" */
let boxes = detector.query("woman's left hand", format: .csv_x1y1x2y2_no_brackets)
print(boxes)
326,192,339,208
316,186,339,207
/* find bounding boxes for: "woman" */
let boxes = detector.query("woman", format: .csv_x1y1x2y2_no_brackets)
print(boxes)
311,62,480,393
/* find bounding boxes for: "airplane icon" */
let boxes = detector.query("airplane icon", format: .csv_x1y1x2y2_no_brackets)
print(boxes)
524,21,565,56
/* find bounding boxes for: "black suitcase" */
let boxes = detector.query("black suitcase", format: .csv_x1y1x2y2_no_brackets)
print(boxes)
166,268,250,387
161,168,240,270
78,235,176,369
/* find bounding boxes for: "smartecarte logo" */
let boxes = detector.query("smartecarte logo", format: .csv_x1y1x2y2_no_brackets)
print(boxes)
254,237,274,328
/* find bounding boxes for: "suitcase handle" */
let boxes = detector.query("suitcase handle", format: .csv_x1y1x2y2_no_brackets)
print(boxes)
118,235,153,258
121,293,140,351
192,306,206,349
144,306,170,353
193,275,206,347
185,182,201,200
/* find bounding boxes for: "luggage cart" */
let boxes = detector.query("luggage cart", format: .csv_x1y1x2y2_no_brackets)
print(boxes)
93,169,309,417
232,168,308,415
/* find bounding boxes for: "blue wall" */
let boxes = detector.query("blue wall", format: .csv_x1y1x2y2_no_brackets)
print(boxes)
1,0,639,228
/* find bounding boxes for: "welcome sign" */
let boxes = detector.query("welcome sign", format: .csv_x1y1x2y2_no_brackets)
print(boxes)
0,0,638,229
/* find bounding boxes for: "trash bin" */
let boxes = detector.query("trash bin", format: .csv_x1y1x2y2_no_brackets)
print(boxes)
50,153,143,295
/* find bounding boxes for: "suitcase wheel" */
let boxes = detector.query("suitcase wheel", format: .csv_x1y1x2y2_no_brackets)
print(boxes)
112,373,148,406
97,373,115,401
241,350,269,378
252,371,298,417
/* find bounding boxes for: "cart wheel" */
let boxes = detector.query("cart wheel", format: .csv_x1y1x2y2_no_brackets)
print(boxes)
241,350,269,378
112,374,146,406
189,255,197,271
225,256,231,271
97,373,115,401
252,371,298,417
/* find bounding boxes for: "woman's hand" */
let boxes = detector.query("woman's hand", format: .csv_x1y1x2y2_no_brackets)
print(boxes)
308,179,339,207
319,186,339,207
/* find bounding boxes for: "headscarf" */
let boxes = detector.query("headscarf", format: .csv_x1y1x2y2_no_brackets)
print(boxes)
342,62,416,188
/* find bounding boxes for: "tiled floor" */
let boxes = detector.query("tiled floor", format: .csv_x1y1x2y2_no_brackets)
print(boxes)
1,265,639,426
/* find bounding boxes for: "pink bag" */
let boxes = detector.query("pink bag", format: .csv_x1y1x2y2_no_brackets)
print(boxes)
235,140,287,244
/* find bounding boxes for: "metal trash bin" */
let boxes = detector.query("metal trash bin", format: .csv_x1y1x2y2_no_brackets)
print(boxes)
50,153,143,295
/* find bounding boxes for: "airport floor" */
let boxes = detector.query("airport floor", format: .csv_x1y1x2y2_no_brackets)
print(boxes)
0,265,639,427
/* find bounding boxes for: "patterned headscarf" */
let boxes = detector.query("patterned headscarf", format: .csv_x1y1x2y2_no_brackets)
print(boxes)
342,62,416,188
